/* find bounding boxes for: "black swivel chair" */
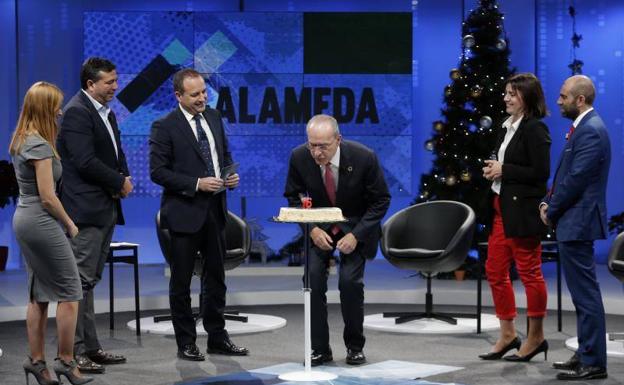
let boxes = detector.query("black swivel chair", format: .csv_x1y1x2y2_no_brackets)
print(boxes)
607,232,624,341
381,200,477,325
155,210,251,323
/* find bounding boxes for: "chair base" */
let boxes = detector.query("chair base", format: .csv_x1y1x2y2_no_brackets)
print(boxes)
383,311,476,325
382,273,477,326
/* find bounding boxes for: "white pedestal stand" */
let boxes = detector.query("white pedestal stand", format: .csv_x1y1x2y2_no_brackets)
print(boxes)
275,221,338,382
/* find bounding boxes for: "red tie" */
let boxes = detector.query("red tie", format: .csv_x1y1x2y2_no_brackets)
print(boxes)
324,164,336,205
324,164,340,235
565,125,575,141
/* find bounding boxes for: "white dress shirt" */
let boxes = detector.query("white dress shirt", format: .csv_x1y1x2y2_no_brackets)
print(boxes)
82,90,118,157
573,107,594,129
491,115,523,194
179,105,221,179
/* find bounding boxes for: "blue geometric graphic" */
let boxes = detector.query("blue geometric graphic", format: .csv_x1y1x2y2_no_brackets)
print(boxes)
84,11,412,198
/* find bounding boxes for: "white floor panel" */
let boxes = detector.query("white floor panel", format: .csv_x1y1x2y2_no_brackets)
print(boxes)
565,334,624,358
363,312,499,334
127,313,287,335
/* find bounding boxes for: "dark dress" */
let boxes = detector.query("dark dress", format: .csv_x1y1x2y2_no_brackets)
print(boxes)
12,135,82,302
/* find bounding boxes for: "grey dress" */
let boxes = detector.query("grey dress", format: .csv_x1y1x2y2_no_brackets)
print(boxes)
12,135,82,302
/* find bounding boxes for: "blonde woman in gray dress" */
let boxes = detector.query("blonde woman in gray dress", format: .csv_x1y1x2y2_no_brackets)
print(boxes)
10,82,92,385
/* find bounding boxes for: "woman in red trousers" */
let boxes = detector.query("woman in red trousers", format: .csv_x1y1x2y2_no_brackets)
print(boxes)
479,73,551,362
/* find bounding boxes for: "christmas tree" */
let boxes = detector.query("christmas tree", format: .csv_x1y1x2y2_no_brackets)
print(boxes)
416,0,515,238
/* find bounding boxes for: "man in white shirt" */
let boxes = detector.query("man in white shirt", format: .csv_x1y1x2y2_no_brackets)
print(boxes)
149,68,247,361
58,57,133,373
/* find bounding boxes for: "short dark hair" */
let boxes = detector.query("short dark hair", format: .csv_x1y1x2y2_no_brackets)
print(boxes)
173,68,203,94
80,57,116,90
506,73,548,119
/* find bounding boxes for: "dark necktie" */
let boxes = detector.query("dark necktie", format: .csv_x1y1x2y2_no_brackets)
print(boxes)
193,114,215,177
324,164,340,235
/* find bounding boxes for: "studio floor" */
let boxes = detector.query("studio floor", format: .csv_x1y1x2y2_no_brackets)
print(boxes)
1,259,623,384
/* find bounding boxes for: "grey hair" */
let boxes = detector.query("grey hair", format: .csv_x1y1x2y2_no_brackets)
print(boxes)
306,114,340,136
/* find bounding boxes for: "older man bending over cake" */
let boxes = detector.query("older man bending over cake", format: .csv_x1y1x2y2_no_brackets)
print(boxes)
283,114,391,366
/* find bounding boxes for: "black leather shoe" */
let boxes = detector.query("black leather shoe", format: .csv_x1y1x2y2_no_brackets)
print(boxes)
504,340,548,362
552,353,580,370
556,365,607,380
310,350,333,367
87,349,126,365
74,355,105,374
478,336,521,360
177,344,205,361
207,338,249,356
346,349,366,365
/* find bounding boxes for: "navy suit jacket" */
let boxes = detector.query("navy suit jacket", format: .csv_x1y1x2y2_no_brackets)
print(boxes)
284,140,391,259
543,109,611,241
149,106,233,234
57,91,129,226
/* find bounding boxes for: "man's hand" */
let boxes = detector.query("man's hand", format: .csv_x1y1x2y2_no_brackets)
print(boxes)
224,172,240,189
198,177,225,192
336,233,358,255
120,176,133,198
310,226,333,251
539,204,551,226
482,160,502,181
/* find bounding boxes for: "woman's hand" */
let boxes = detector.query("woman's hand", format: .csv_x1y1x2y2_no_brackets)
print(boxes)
482,159,503,181
67,222,79,239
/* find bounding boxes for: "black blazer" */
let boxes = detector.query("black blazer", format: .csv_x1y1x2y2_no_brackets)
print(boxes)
284,140,391,258
486,116,551,238
57,91,129,226
149,106,233,234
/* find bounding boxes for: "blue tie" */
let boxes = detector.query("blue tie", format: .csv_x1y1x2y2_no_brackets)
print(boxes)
193,114,215,177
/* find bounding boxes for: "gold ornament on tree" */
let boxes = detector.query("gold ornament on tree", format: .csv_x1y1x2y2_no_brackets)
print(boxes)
470,85,483,98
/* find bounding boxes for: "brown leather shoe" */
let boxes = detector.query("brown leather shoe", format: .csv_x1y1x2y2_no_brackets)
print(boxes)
86,349,126,365
74,355,105,374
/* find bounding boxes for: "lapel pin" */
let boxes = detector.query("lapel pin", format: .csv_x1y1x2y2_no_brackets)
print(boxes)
347,166,353,172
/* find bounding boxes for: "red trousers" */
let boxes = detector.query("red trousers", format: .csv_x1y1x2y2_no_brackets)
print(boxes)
486,195,547,320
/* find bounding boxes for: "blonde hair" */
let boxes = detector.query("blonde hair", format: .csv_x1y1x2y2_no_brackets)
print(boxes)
9,81,63,157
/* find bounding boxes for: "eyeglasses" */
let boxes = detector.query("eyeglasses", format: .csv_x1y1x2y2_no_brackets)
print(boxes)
307,138,337,152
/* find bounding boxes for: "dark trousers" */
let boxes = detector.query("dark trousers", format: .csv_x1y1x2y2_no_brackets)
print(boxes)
308,232,366,353
72,207,117,355
168,199,227,349
559,240,607,368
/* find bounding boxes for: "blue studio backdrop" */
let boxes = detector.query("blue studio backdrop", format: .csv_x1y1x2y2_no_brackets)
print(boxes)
1,0,623,270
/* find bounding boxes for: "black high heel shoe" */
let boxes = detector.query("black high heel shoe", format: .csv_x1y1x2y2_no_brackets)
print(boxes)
504,339,549,362
478,336,521,360
53,358,93,385
23,357,59,385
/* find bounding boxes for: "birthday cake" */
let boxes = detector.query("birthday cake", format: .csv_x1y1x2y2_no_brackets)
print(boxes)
276,207,345,222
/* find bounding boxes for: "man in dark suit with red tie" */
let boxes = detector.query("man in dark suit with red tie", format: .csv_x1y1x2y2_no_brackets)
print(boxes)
540,75,610,380
58,57,132,373
284,114,391,366
149,68,248,361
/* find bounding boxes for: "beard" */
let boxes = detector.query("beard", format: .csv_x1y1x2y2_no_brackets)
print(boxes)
561,104,579,120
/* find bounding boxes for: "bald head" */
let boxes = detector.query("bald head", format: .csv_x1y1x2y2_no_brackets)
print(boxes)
565,75,596,106
558,75,596,120
305,114,342,165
